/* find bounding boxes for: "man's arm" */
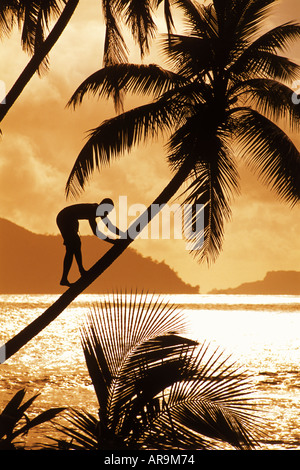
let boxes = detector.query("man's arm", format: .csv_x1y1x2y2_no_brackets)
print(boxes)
91,217,120,243
105,218,127,238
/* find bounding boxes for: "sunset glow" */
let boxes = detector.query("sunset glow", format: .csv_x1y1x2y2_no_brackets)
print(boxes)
1,1,300,452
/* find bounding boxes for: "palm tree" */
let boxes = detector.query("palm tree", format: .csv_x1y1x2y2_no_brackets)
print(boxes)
65,0,300,259
51,293,264,450
3,0,300,360
0,0,177,122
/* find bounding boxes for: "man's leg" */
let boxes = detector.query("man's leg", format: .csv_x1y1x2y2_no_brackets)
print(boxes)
60,246,73,287
73,236,86,276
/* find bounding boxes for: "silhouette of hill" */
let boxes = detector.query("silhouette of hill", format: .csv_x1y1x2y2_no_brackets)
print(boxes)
0,218,199,294
210,271,300,295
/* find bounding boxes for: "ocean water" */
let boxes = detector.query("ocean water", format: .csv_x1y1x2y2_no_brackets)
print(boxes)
0,293,300,450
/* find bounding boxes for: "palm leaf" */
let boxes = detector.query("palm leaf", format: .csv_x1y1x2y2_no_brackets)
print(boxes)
230,0,276,42
135,341,263,450
102,0,128,67
81,293,187,413
81,293,186,380
118,0,157,57
0,389,39,439
234,107,300,205
65,92,184,197
108,334,198,435
51,409,99,450
159,0,174,37
161,33,214,78
16,0,65,73
102,0,179,66
13,407,65,440
172,0,204,35
167,110,239,263
0,388,64,447
80,293,194,447
235,78,300,131
0,2,16,37
230,22,300,81
77,293,264,450
67,63,184,109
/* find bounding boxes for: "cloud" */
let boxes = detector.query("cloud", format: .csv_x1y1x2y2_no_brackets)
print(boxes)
0,132,66,232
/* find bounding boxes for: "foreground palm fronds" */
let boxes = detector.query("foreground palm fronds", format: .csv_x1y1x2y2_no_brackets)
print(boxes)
0,389,64,450
53,292,264,450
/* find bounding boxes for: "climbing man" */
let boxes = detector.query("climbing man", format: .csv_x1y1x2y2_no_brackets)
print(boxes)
56,198,123,287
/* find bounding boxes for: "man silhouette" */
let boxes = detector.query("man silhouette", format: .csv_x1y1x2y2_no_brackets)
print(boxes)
57,198,123,287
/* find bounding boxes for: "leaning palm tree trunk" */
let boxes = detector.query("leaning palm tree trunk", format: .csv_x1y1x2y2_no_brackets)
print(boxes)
0,0,79,123
2,158,193,362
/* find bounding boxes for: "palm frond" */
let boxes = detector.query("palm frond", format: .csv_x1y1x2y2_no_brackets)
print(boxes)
65,93,183,197
254,22,300,54
120,0,157,57
234,108,300,205
231,0,276,42
0,388,64,448
161,33,214,78
167,112,239,263
51,409,99,450
135,341,263,450
160,0,174,37
230,22,300,82
171,0,203,36
16,0,65,73
183,171,235,264
102,0,129,66
234,78,300,131
67,63,183,109
80,293,187,406
76,293,264,450
0,2,16,37
1,389,38,438
108,334,198,435
102,0,179,66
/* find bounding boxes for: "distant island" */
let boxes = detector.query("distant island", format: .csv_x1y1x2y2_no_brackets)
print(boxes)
210,271,300,295
0,218,199,294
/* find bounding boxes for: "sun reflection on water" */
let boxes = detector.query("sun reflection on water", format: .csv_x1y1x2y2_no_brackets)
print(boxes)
0,293,300,449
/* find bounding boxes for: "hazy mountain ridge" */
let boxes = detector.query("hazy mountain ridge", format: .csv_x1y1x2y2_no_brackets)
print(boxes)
210,270,300,295
0,218,199,294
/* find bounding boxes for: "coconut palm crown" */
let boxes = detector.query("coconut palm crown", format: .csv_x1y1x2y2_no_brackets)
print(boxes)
66,0,300,263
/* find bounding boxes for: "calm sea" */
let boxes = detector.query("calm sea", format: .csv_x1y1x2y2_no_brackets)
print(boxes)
0,293,300,450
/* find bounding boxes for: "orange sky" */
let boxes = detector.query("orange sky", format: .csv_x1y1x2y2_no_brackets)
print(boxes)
1,0,300,293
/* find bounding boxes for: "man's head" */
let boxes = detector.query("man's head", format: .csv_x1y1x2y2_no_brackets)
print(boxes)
97,198,114,218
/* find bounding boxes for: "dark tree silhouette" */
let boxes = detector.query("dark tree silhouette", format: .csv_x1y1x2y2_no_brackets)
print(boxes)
3,0,300,361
